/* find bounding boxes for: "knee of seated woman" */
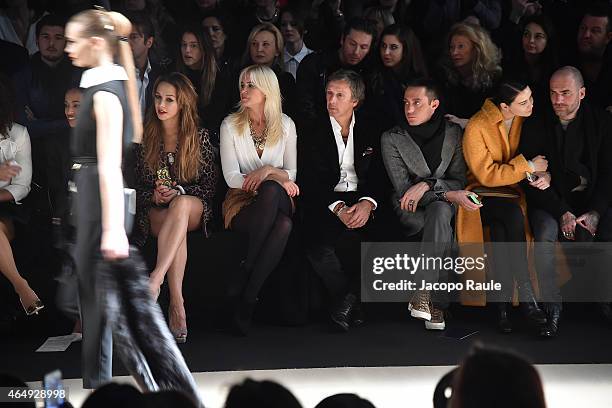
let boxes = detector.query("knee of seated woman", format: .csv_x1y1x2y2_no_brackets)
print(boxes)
169,194,199,210
258,179,285,196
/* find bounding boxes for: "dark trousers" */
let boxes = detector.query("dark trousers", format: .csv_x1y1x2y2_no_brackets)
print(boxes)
480,197,532,302
74,166,201,405
529,207,612,307
305,193,373,305
395,200,456,308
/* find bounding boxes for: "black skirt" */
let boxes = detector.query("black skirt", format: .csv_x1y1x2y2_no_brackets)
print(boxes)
0,200,30,224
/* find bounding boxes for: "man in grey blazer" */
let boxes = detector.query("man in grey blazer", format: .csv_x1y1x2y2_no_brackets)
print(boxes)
381,78,481,330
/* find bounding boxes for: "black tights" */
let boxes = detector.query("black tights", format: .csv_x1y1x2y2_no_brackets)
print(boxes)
480,197,532,301
231,180,293,303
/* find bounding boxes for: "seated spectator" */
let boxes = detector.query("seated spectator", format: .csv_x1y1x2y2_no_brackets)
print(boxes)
119,0,178,65
135,72,217,343
436,22,502,128
450,345,546,408
242,23,297,119
0,77,41,317
363,6,395,41
299,70,380,332
503,15,559,112
365,24,428,134
381,79,477,330
220,65,298,335
279,7,313,80
202,11,238,66
315,393,376,408
50,87,82,245
457,80,547,334
126,11,169,122
224,378,302,408
13,13,81,228
519,66,612,337
297,18,377,127
573,3,612,111
176,26,233,133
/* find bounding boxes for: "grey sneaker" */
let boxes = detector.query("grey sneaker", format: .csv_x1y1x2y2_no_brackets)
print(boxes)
408,291,431,321
425,306,446,330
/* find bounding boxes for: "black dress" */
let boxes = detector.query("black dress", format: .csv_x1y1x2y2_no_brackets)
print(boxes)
71,76,201,404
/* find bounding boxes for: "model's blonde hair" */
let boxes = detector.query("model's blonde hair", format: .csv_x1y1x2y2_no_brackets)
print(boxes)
228,65,283,147
69,9,143,143
242,23,284,71
143,73,202,183
443,22,502,91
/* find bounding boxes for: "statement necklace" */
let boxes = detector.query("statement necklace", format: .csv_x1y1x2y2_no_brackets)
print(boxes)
248,118,267,151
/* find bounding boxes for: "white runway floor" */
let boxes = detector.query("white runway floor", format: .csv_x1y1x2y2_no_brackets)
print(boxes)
27,364,612,407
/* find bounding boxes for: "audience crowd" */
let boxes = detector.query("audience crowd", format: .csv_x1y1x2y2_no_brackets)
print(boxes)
0,0,611,349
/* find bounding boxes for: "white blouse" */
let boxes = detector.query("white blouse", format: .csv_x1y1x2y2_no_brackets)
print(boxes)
0,123,32,203
220,114,297,189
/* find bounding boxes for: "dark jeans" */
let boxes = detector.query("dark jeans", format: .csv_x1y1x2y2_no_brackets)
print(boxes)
529,207,612,306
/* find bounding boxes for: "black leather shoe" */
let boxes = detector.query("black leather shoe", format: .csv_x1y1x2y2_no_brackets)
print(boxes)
539,304,561,338
351,302,365,327
518,282,547,325
330,293,357,332
497,303,513,334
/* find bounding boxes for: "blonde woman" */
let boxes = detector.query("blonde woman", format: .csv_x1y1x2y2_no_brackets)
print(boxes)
242,23,297,119
220,65,298,335
438,22,502,128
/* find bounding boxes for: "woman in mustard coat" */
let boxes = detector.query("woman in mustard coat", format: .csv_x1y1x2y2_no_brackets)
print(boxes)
457,80,548,333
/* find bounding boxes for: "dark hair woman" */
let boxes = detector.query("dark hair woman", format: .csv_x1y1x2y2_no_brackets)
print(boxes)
503,15,559,112
366,23,428,133
456,80,547,335
135,72,217,343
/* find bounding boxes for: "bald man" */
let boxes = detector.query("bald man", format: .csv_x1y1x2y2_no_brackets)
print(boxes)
519,66,612,337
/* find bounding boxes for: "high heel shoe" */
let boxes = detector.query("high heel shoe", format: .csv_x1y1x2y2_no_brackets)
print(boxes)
169,304,188,343
21,298,44,316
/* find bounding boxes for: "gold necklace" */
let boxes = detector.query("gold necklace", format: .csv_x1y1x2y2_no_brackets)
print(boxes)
248,118,267,151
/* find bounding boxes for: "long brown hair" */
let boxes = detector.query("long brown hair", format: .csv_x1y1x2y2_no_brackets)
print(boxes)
143,72,202,183
176,26,218,107
69,9,143,143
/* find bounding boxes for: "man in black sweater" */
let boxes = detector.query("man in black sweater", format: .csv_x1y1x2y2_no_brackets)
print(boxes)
520,66,612,338
295,17,376,128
